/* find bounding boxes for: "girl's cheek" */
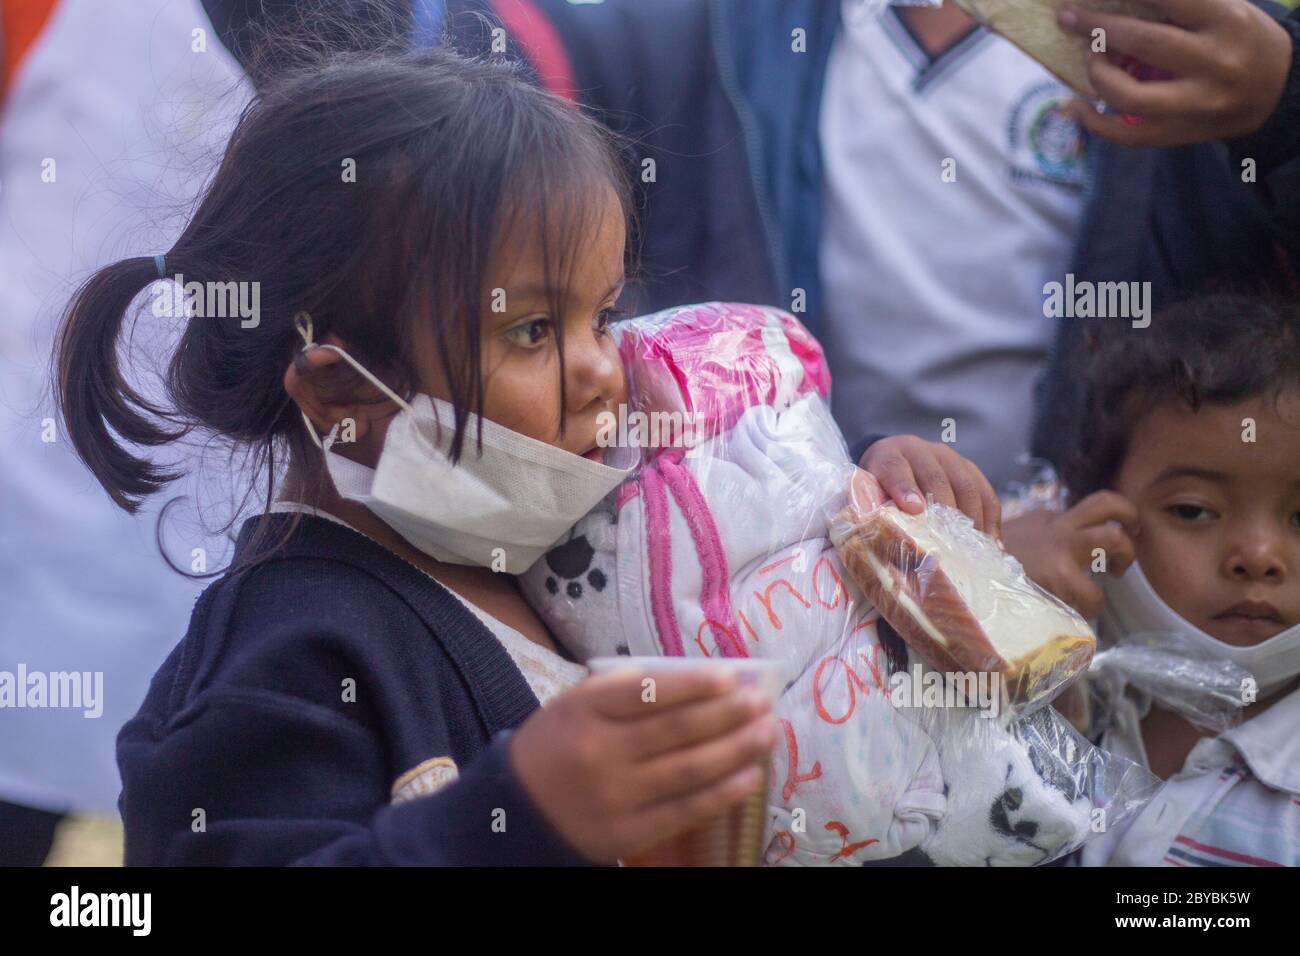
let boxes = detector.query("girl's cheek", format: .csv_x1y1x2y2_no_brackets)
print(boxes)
614,363,629,408
482,351,563,439
1134,516,1211,621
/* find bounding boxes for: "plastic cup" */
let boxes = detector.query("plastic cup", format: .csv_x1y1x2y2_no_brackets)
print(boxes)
586,656,784,867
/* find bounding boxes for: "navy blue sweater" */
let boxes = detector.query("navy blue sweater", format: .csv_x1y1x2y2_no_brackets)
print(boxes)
117,512,592,866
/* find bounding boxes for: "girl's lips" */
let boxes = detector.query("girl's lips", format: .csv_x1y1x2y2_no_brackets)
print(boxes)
1211,614,1288,643
1211,601,1289,643
1214,600,1283,623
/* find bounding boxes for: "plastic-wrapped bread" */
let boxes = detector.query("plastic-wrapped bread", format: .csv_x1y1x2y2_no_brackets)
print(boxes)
521,304,1156,864
830,495,1096,715
952,0,1161,97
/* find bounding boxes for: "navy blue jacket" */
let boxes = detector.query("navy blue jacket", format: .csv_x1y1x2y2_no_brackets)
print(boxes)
117,513,591,865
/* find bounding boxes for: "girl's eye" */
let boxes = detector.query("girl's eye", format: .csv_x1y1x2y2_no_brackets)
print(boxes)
1168,502,1215,522
1290,511,1300,530
595,307,625,335
505,318,552,349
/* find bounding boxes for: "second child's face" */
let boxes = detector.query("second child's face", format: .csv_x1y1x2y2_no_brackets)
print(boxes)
1114,392,1300,646
439,188,629,462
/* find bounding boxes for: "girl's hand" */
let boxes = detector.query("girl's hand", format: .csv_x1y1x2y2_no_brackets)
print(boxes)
858,435,1002,539
508,666,777,864
1001,491,1140,618
1057,0,1293,147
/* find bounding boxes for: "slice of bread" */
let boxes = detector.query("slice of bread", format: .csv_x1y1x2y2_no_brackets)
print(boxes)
953,0,1160,96
832,503,1096,711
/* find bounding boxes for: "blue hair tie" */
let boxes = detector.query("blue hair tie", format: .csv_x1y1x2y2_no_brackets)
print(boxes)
154,254,166,279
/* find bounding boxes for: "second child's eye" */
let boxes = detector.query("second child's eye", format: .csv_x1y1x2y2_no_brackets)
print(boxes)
1291,511,1300,530
504,318,552,349
1168,503,1215,522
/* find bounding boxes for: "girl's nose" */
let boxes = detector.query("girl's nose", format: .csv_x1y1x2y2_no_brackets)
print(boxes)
1225,534,1288,583
566,328,624,411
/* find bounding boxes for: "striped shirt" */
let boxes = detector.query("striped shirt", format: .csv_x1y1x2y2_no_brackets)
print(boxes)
1081,685,1300,867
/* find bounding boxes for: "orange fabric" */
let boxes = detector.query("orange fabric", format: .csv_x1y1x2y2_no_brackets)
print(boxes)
489,0,578,103
2,0,59,101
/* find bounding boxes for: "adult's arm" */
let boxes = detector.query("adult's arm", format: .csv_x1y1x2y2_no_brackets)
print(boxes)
1228,4,1300,176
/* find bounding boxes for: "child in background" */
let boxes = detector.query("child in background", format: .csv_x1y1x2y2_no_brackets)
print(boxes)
53,33,991,865
1049,295,1300,866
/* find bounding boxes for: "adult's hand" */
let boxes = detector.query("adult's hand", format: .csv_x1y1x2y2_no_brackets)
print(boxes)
1057,0,1293,146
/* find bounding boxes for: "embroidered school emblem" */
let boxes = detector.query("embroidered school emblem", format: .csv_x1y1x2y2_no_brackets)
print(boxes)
1007,81,1086,190
391,755,459,804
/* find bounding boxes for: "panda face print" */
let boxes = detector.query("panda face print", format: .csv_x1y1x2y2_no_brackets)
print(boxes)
543,534,610,603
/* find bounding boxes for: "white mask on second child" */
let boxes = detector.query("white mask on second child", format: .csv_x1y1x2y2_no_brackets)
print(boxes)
1102,562,1300,698
293,316,637,574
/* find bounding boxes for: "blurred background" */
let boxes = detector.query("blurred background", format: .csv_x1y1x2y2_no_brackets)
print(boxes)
0,0,248,867
3,0,1296,868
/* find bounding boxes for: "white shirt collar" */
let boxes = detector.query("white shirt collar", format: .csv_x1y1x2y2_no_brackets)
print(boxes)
1109,682,1300,796
1219,684,1300,795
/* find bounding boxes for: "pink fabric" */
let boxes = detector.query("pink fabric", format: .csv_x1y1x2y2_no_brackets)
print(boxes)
658,453,746,658
618,303,831,450
616,303,832,660
640,464,685,657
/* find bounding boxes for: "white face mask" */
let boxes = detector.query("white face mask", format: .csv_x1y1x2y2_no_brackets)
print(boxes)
292,315,637,573
1102,562,1300,697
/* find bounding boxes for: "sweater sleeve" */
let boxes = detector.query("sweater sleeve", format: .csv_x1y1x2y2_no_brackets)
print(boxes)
848,432,888,466
118,685,591,866
1229,5,1300,178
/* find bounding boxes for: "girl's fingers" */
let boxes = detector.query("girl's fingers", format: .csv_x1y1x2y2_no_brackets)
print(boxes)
866,448,927,514
847,467,888,518
622,685,770,760
945,457,985,535
631,714,776,807
580,666,735,720
624,762,766,856
975,464,1003,541
907,448,958,512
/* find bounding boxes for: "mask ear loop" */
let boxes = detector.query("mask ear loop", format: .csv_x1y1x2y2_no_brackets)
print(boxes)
292,312,416,451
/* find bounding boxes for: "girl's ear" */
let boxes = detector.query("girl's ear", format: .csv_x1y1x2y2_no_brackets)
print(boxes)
283,340,388,443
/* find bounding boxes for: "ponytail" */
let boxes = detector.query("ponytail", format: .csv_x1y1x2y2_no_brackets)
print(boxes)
54,256,186,513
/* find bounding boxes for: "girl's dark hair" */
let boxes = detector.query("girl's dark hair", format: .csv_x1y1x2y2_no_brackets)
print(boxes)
1062,294,1300,502
54,13,637,569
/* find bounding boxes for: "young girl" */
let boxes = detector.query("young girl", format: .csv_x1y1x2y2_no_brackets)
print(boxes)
1047,295,1300,866
54,41,987,865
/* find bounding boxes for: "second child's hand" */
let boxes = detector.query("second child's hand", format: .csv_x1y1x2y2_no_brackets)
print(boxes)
1001,491,1140,618
1057,0,1293,147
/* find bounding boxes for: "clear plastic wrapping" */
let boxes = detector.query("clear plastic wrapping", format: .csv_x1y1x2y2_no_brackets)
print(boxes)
828,480,1097,717
1088,631,1253,735
519,301,1154,865
1000,455,1069,522
890,702,1161,866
